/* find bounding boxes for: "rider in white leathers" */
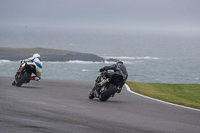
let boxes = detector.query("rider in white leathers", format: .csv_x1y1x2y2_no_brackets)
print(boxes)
12,53,43,86
21,53,43,81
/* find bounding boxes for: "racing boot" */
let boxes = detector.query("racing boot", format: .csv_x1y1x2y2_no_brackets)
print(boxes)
117,86,122,93
30,76,40,81
111,87,122,97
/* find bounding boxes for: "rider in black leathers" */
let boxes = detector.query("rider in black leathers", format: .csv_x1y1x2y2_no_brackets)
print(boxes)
98,61,128,93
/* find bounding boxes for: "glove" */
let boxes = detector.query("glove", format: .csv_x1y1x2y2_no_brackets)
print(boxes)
99,68,104,72
21,60,24,64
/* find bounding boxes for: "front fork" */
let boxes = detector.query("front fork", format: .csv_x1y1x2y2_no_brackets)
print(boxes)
18,66,24,73
92,73,108,98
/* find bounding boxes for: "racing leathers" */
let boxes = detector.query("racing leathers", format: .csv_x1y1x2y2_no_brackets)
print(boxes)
22,56,43,81
99,62,128,93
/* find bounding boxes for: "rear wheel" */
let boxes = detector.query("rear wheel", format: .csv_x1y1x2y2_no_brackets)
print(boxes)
16,72,31,87
99,84,117,102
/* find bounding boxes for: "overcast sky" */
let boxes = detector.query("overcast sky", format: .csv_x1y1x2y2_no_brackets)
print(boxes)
0,0,200,31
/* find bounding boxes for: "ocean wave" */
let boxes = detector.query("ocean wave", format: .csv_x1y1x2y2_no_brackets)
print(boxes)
67,60,136,64
67,60,104,64
44,60,104,64
82,69,89,72
43,60,139,64
102,56,160,60
0,59,142,65
0,60,12,63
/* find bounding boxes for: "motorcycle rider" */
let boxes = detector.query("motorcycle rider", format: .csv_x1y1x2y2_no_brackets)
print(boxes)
97,61,128,94
12,53,43,85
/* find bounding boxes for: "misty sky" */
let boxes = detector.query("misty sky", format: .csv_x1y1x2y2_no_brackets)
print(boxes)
0,0,200,31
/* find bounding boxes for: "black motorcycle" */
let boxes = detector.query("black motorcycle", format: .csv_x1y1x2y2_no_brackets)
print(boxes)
12,63,36,87
89,70,123,102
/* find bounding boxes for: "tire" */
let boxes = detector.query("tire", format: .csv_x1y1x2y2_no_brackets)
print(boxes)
89,87,95,99
89,91,95,99
99,84,117,102
16,72,31,87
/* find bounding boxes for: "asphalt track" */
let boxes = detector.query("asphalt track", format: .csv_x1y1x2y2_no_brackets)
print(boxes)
0,76,200,133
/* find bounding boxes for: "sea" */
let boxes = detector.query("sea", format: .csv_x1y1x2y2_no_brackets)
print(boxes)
0,26,200,84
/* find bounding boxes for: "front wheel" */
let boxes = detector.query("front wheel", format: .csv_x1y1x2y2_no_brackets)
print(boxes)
89,87,96,99
89,91,95,99
16,72,31,87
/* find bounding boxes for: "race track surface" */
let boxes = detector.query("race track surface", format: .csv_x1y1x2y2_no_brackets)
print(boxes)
0,76,200,133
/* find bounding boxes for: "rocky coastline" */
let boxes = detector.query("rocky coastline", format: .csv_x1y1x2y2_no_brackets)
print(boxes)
0,47,117,62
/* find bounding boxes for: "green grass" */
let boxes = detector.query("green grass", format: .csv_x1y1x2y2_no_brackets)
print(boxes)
126,81,200,109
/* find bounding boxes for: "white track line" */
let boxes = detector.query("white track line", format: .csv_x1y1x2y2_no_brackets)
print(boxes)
125,84,200,112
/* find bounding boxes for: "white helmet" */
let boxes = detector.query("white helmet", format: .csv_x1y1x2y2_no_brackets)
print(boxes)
33,53,40,58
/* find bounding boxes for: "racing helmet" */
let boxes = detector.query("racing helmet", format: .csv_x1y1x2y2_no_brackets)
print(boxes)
116,61,123,65
33,53,41,58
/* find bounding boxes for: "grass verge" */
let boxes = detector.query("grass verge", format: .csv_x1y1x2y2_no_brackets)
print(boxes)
126,81,200,109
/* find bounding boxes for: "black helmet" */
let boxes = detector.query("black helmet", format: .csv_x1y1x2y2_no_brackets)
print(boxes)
116,61,123,65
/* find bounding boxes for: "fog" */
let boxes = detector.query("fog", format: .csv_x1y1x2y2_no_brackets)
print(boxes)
0,0,200,32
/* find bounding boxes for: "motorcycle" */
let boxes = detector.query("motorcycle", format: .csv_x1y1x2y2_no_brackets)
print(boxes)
89,70,123,102
12,62,36,87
